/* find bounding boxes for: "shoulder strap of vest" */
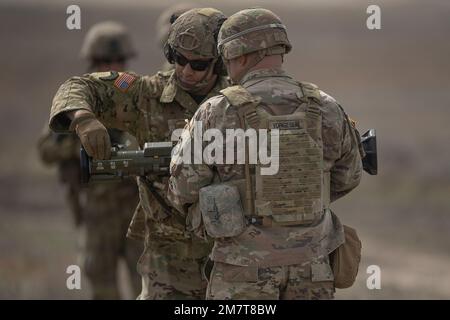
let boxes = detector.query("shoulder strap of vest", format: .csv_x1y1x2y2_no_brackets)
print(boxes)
220,85,257,107
220,85,261,129
298,82,323,143
299,81,321,103
220,85,258,215
297,82,322,114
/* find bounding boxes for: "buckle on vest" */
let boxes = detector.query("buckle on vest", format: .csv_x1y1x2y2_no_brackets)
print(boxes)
247,216,263,226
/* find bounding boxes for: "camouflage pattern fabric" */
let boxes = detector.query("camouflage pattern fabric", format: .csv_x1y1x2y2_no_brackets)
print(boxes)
37,128,84,226
166,8,225,59
156,3,196,49
168,68,363,299
160,61,175,73
206,255,334,300
49,69,229,299
217,8,292,60
80,176,142,299
37,127,142,299
137,238,209,300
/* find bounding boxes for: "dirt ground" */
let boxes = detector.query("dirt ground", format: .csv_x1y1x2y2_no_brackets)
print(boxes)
1,0,449,299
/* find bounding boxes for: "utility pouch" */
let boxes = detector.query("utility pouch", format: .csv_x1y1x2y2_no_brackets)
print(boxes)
329,225,362,289
199,183,246,238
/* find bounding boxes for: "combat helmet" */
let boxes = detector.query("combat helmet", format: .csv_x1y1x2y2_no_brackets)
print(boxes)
164,8,227,62
80,21,137,61
217,8,291,60
156,3,196,49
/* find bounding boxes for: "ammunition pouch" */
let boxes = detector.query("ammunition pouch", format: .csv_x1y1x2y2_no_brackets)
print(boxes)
199,183,246,238
329,225,362,289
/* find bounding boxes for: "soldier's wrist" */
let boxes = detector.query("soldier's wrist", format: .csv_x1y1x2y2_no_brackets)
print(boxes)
69,111,97,132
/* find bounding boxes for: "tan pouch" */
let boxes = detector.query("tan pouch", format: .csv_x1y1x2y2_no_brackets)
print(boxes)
329,225,362,289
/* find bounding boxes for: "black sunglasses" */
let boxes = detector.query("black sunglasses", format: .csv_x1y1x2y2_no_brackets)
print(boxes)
174,51,212,71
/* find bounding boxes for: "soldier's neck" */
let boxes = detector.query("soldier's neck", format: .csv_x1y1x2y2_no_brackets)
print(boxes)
248,55,283,74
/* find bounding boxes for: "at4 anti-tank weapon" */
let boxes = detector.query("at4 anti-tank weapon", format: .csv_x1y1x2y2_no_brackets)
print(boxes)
80,129,377,183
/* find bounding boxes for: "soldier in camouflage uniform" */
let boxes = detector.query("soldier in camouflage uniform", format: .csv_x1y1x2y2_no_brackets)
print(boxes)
167,8,363,299
48,9,229,299
38,21,142,299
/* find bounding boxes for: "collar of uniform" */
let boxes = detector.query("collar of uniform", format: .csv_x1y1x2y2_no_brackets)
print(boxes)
208,75,230,99
160,71,178,104
176,76,229,110
160,73,228,112
240,68,288,86
158,71,198,113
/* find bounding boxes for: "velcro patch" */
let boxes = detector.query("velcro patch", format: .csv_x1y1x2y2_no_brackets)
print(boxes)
114,73,137,92
100,71,119,81
271,120,301,130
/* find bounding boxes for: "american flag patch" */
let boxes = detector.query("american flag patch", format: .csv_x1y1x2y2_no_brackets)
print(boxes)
114,73,137,92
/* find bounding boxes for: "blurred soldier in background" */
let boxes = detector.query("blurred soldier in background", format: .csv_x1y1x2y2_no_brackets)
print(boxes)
155,3,195,72
38,21,142,299
49,9,229,299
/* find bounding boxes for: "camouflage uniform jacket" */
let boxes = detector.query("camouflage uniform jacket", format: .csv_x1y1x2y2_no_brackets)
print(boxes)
168,68,363,267
50,69,229,257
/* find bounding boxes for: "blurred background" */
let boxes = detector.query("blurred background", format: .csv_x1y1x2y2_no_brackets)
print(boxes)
0,0,449,299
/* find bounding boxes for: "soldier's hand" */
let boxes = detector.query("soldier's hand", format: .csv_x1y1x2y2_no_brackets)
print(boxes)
70,113,111,159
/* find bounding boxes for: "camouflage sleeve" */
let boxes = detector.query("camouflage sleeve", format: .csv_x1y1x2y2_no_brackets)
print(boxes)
320,92,363,202
126,202,146,241
37,125,57,165
37,124,79,165
167,98,220,215
49,71,162,138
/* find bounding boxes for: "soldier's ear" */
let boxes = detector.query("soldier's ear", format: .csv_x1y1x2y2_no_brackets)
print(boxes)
239,54,250,68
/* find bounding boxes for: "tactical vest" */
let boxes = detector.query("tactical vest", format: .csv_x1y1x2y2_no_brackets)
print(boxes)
220,83,330,226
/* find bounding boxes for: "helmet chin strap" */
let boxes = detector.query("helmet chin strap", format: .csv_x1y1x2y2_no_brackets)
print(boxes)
176,58,217,94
